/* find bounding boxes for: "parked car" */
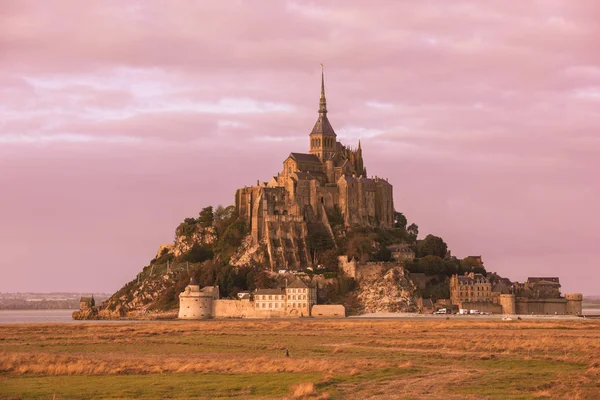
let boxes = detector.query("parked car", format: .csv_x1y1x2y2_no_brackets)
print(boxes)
469,309,480,315
434,308,447,314
459,309,469,315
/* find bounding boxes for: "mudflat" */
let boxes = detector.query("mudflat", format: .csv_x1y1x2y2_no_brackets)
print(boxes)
1,319,599,399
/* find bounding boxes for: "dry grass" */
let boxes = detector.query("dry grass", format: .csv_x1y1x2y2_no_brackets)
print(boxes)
1,319,599,399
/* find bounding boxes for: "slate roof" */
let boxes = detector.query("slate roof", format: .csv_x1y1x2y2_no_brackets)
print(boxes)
255,289,284,295
527,277,560,284
310,114,336,136
287,278,310,289
422,299,434,308
289,153,321,163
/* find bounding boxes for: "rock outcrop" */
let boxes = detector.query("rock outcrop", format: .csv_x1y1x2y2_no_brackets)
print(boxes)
229,236,268,267
354,266,418,313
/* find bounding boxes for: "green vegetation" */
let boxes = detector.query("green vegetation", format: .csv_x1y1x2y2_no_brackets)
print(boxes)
1,320,599,399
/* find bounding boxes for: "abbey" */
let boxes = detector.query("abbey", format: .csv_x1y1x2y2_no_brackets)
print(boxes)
236,69,394,270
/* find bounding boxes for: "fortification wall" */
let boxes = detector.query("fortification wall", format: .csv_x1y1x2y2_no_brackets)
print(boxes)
499,294,516,315
515,298,567,315
311,305,346,318
213,300,257,319
460,301,503,314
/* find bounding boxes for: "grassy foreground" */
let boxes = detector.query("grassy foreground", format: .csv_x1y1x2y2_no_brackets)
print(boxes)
1,319,599,399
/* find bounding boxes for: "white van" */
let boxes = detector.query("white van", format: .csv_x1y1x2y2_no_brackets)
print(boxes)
459,309,469,315
434,308,447,314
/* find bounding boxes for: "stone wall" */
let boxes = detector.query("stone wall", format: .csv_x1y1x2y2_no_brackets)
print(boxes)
311,305,346,318
499,294,516,315
213,300,257,319
460,301,503,314
515,298,567,315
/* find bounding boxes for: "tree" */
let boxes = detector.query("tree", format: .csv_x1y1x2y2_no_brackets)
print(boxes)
394,212,407,229
181,244,214,263
198,206,214,228
407,223,419,241
307,230,335,265
417,234,448,258
419,255,444,275
326,205,345,230
374,244,392,262
320,248,339,271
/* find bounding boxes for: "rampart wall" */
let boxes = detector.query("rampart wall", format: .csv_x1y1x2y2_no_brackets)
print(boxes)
311,305,346,318
460,301,503,314
213,300,257,319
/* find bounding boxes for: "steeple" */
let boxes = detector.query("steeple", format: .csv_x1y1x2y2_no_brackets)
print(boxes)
310,65,336,161
319,63,327,115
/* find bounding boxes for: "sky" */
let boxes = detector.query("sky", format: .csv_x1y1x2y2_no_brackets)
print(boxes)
1,1,598,295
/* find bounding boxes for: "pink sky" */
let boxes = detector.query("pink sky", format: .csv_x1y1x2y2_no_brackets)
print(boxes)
1,1,598,295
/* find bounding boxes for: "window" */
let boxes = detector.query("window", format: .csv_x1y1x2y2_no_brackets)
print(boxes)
269,295,272,300
269,303,272,308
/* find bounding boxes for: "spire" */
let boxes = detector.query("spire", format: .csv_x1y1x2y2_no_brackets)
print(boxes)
358,140,361,150
319,63,327,115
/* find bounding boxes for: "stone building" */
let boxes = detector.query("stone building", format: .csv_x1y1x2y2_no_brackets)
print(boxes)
449,273,583,315
178,277,220,320
449,272,502,314
235,69,395,271
254,278,317,317
178,278,319,319
387,243,415,262
79,296,95,310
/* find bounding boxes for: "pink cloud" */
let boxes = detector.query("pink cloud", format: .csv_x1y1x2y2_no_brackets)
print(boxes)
1,1,598,294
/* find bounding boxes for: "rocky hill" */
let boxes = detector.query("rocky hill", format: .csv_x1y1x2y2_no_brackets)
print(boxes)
89,206,486,319
354,266,418,314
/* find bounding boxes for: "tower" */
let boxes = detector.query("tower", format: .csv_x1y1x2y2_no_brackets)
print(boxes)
309,65,337,162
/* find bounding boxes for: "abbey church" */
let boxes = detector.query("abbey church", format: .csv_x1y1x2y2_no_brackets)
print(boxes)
236,70,394,271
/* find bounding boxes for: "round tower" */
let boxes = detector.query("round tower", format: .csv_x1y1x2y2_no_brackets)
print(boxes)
499,294,516,315
178,277,214,319
565,293,583,315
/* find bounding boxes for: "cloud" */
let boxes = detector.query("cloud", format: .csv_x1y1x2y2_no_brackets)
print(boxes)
0,1,598,294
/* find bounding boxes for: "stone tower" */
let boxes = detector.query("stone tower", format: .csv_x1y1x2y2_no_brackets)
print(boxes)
309,65,337,162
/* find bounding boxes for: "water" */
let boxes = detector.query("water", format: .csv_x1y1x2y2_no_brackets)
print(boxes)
583,308,600,315
0,309,76,324
0,309,147,324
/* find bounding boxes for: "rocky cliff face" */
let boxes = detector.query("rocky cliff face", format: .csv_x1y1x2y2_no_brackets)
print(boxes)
354,266,418,313
229,236,268,267
97,263,194,319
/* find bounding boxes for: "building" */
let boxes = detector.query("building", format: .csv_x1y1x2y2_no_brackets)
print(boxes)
387,243,415,262
449,273,583,315
450,273,493,305
178,278,320,319
514,277,562,299
235,68,394,271
254,278,317,317
178,277,220,320
79,296,95,310
449,273,502,314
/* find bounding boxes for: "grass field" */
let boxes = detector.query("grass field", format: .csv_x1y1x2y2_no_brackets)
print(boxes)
1,319,599,399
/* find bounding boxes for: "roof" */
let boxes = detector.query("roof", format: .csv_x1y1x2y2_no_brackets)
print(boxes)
287,278,310,289
527,277,560,284
79,296,94,303
255,288,284,295
310,114,336,136
289,153,321,163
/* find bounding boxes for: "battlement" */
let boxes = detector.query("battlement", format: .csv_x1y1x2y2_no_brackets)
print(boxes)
564,293,583,301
